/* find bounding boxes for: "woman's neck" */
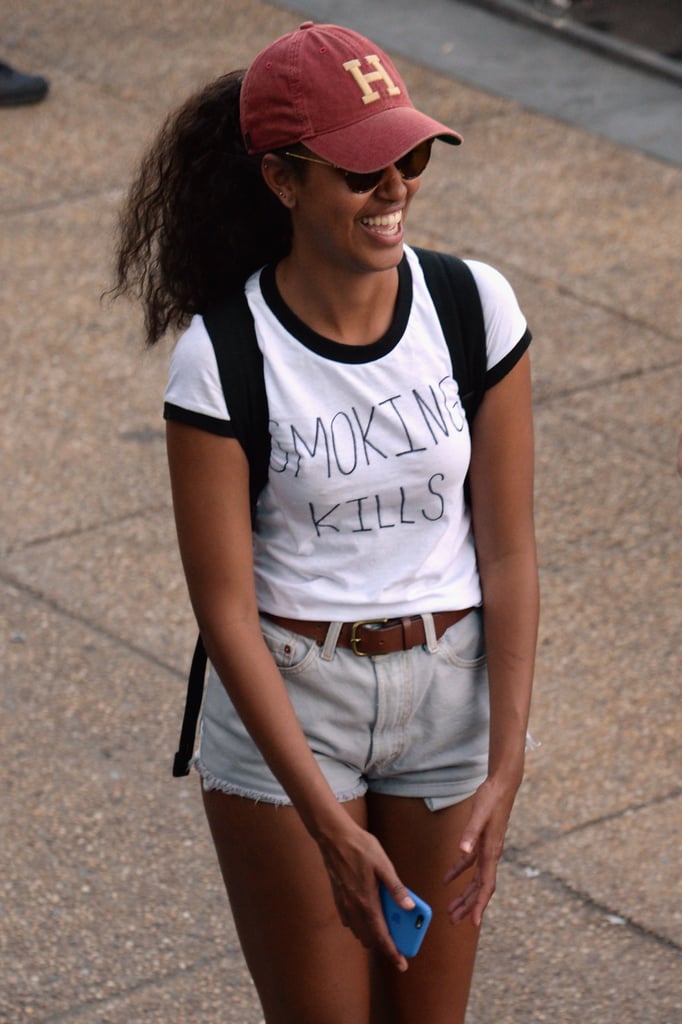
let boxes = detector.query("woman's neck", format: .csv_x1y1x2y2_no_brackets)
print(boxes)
274,250,402,347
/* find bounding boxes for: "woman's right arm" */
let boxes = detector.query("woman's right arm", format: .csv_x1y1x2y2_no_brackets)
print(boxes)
166,420,413,968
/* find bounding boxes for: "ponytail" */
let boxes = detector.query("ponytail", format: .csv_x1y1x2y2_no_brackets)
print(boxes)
112,71,292,346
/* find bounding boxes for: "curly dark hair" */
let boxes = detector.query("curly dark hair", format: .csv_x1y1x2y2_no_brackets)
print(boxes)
111,71,296,346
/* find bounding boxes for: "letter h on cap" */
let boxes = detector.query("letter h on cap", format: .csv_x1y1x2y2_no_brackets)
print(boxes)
342,55,401,106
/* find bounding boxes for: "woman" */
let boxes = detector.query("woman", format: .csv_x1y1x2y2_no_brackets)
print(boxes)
114,21,539,1024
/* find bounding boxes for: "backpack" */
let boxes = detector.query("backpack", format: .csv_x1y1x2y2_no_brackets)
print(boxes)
172,247,486,777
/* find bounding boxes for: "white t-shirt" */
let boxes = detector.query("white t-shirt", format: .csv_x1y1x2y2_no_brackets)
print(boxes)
165,245,530,620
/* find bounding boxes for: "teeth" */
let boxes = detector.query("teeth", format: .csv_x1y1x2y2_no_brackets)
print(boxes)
361,211,402,231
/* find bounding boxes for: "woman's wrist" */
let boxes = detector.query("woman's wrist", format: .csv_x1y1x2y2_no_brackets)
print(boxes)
486,744,526,792
299,793,359,848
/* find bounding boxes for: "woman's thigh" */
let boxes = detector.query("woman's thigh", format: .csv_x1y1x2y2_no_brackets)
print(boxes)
202,786,371,1024
367,793,481,1024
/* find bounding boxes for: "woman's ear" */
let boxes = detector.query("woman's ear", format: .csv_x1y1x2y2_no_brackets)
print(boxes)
261,154,295,207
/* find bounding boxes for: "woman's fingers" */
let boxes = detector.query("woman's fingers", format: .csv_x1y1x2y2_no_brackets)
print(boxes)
443,846,477,884
447,856,497,927
333,880,409,971
324,834,412,970
444,784,510,927
382,879,416,911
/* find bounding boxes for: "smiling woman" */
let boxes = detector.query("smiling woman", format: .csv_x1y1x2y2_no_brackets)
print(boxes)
112,20,538,1024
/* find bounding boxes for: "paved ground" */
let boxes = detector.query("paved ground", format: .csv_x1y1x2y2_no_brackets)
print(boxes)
1,1,680,1021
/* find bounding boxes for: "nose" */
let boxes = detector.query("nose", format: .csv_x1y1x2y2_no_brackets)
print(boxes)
375,163,409,198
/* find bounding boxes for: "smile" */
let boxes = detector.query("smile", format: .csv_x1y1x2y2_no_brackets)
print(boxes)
360,210,402,235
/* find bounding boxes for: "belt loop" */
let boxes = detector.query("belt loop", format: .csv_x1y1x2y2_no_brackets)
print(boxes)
421,613,439,653
321,621,343,661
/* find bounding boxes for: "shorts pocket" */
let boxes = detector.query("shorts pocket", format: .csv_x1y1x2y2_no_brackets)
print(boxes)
259,616,320,674
438,609,487,668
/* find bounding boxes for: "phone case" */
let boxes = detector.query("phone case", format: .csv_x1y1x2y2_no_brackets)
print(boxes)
379,883,432,957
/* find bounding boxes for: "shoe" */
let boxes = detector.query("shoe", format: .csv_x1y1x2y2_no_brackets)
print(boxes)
0,61,49,106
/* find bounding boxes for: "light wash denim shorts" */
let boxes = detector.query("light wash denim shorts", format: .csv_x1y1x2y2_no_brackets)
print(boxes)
195,609,489,811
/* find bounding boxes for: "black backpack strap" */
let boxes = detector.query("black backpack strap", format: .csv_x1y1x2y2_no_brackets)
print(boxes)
172,288,268,777
413,248,486,425
172,634,208,777
203,290,270,522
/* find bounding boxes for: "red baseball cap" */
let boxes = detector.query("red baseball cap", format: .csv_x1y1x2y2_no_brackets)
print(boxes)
240,22,462,173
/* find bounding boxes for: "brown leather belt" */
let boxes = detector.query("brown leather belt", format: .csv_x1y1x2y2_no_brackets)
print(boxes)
263,609,474,657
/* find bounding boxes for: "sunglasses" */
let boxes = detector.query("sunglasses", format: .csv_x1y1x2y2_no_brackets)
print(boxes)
284,139,433,194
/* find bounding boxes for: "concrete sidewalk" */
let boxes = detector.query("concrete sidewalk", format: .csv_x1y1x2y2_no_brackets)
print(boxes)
1,1,680,1021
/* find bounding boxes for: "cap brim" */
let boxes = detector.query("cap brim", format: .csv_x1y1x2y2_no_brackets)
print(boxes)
303,106,462,173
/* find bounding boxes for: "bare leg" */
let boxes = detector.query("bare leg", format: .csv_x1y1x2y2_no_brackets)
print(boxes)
202,787,371,1024
368,793,481,1024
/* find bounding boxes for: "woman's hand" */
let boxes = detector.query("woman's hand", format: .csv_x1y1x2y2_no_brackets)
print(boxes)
317,816,414,972
443,772,520,928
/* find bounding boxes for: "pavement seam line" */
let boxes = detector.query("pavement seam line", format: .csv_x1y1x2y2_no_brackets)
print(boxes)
1,504,171,557
533,357,682,410
0,187,128,220
510,786,682,851
458,248,682,348
36,949,249,1024
503,853,682,953
0,569,186,683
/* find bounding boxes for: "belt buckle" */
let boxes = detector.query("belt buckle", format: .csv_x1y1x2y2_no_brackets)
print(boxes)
350,618,389,657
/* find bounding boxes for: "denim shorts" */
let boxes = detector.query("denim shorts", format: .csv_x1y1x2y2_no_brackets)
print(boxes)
195,609,489,811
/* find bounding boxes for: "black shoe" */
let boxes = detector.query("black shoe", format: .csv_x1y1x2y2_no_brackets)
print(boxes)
0,61,49,106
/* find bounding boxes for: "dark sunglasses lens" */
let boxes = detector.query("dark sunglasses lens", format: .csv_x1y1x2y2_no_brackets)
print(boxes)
343,140,433,192
396,140,433,179
344,170,383,193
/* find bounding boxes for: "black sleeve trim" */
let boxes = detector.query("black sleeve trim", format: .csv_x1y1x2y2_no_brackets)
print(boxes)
485,328,532,389
163,402,236,438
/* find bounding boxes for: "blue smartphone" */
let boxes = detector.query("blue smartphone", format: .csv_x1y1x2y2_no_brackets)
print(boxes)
379,883,432,957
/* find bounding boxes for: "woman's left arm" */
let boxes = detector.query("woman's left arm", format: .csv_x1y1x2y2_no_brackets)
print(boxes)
445,349,539,926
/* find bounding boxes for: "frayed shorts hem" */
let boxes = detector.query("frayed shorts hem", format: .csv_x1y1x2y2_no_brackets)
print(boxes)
194,757,484,812
195,758,366,806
